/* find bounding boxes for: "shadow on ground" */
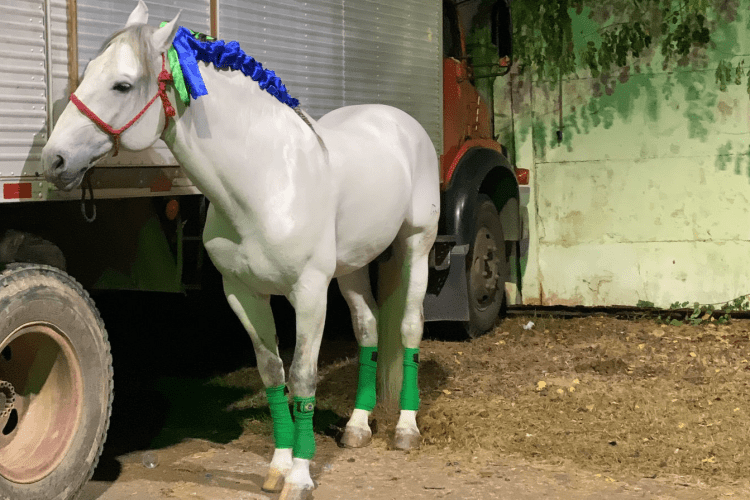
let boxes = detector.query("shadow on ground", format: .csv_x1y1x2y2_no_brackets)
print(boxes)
88,275,381,482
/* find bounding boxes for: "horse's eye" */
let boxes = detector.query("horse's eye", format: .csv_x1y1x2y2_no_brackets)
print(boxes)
113,82,132,93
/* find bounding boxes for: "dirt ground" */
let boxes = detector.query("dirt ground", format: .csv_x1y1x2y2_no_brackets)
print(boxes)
81,313,750,499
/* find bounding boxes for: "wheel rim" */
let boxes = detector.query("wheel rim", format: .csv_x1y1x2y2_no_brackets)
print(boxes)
0,323,84,484
470,226,500,312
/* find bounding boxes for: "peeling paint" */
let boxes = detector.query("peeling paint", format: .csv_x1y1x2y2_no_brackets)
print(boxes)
717,100,733,117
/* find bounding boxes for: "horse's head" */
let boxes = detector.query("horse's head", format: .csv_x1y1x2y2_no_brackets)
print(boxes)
42,1,180,191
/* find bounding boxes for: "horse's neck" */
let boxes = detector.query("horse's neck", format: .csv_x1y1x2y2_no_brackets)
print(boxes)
163,63,321,223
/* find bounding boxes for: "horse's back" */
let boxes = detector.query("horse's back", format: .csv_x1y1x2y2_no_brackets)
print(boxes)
318,104,435,168
317,105,439,275
317,104,439,211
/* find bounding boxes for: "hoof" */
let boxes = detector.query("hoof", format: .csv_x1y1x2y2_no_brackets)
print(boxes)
279,483,314,500
261,468,285,493
394,428,421,450
340,425,372,448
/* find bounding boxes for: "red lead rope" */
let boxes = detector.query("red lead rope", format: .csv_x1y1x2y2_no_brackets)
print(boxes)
69,54,176,157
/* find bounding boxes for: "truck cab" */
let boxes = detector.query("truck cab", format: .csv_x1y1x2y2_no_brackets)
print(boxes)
424,0,528,336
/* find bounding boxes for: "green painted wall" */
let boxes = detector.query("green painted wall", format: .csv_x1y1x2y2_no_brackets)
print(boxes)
494,2,750,307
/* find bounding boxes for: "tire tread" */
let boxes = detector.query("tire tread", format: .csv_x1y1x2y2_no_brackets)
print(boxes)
0,264,113,500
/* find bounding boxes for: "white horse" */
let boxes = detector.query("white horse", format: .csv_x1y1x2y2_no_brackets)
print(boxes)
42,2,439,499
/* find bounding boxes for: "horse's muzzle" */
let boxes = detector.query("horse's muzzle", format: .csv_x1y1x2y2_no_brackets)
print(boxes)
42,151,82,191
45,155,65,179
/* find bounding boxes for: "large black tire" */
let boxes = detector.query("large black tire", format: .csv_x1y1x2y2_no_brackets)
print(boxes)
465,195,508,338
0,264,112,500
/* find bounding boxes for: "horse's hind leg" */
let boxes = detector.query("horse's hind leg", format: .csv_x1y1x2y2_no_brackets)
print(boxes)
222,278,292,493
338,267,379,448
393,223,437,450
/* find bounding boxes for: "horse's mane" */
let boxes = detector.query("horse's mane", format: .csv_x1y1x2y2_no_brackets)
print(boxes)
93,22,316,142
170,27,300,108
97,24,299,109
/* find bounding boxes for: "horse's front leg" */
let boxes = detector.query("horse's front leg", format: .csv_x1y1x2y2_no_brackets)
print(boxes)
222,279,293,493
282,268,330,500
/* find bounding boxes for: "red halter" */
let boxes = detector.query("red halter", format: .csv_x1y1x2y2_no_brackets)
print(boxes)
69,54,176,157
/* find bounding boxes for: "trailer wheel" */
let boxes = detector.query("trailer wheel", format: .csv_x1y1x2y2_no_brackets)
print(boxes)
465,195,508,338
0,264,112,500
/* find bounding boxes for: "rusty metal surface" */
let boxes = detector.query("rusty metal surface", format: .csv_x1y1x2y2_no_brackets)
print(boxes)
0,380,14,420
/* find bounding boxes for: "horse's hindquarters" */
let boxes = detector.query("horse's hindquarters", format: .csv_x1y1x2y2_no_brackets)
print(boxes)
320,105,440,273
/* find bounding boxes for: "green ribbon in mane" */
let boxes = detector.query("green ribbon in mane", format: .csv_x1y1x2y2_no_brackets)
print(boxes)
160,22,214,106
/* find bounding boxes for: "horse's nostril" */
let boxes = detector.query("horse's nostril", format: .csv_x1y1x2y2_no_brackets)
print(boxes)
52,155,65,173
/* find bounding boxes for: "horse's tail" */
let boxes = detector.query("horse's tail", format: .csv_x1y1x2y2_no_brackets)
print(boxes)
376,253,407,406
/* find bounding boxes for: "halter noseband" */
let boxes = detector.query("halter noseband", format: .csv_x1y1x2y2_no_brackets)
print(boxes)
69,54,176,157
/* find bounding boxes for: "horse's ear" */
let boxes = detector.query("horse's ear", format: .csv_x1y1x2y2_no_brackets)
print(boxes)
151,12,181,53
125,0,149,27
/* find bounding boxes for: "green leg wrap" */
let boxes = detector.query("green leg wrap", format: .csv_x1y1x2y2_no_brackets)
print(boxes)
266,385,294,449
400,348,420,411
354,346,378,411
293,396,316,459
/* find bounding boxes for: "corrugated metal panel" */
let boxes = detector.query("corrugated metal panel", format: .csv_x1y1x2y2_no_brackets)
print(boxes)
77,0,209,65
26,0,440,175
220,0,345,120
219,0,442,151
0,0,48,177
343,0,442,150
48,0,68,81
76,0,209,166
49,0,69,122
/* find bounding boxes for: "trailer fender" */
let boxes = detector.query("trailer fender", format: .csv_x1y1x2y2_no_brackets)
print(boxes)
442,146,520,246
424,146,521,325
0,231,66,271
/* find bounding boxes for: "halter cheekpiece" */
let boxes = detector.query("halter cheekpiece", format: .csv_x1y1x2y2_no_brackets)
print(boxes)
69,54,176,156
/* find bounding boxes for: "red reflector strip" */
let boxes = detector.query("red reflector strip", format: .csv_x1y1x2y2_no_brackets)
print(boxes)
150,176,172,192
515,168,529,185
3,183,32,199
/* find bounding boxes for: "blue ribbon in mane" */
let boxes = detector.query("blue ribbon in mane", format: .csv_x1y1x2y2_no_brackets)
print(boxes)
171,26,300,108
